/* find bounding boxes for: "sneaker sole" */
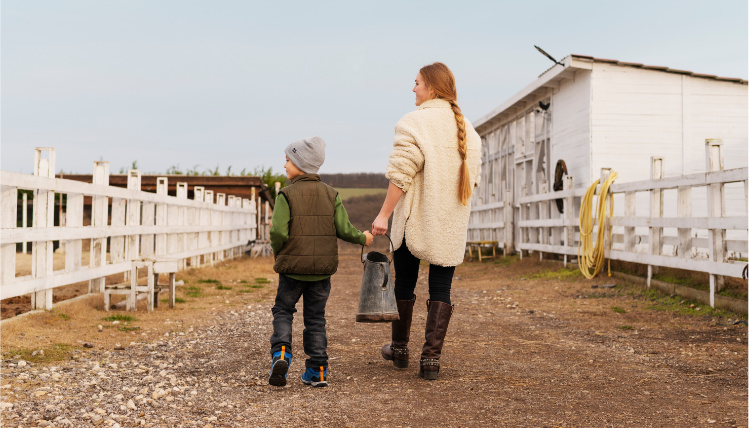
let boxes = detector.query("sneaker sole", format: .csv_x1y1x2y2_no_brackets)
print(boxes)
268,360,289,387
302,379,328,387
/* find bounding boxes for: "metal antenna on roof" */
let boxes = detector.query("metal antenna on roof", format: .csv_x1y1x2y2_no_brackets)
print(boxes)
534,45,564,67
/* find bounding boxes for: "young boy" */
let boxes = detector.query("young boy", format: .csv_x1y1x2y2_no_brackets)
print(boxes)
268,136,373,387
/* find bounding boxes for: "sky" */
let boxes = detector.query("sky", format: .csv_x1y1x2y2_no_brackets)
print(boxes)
1,0,747,175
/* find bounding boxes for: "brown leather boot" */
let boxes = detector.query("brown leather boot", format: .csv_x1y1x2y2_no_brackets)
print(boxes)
419,300,454,380
381,296,416,368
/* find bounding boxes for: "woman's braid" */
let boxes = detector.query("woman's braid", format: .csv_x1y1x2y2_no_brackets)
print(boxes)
419,62,473,205
450,100,471,205
450,101,467,160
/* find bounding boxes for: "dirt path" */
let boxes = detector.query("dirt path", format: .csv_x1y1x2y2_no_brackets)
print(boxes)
1,253,746,427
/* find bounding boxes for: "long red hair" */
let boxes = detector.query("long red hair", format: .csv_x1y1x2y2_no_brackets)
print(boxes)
419,62,471,205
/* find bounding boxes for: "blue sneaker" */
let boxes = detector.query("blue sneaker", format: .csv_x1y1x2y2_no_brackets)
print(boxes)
301,366,328,387
268,346,292,387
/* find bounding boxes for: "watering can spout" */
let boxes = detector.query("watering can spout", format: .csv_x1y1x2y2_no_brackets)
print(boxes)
356,236,399,323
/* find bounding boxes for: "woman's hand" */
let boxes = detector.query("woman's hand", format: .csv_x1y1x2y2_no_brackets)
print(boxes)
371,182,404,236
372,214,389,236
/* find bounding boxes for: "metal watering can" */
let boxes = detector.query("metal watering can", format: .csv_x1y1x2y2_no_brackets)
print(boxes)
356,235,399,323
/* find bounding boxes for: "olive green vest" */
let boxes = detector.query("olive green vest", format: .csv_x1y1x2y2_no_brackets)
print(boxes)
273,174,339,275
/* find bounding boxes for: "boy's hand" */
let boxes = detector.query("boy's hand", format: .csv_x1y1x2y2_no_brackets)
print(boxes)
363,231,373,246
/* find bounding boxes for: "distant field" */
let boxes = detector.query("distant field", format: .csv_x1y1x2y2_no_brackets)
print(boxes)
337,188,387,201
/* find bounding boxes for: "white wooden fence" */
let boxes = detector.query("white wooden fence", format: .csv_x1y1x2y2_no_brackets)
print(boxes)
470,140,748,308
1,148,257,310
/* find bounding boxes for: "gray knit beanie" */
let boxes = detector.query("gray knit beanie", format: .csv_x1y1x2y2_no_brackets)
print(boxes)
285,136,326,174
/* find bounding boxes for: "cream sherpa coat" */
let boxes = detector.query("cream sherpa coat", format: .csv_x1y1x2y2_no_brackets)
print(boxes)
386,98,482,267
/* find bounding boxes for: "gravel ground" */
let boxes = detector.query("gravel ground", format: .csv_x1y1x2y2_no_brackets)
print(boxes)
1,253,746,427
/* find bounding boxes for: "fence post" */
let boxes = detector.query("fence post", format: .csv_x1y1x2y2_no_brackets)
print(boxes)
242,198,251,255
519,185,527,259
251,188,257,243
600,168,613,264
202,190,213,266
677,182,692,260
228,195,236,258
175,182,188,270
538,180,548,261
89,160,109,294
191,186,204,267
22,192,28,253
110,191,127,270
32,148,55,309
504,187,513,255
705,139,725,307
563,176,574,267
217,193,226,261
1,184,17,300
155,177,168,256
623,189,636,256
141,177,155,259
126,170,142,265
647,157,663,288
65,191,84,276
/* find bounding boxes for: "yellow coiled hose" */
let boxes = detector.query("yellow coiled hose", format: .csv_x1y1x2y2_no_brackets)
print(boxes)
578,171,618,279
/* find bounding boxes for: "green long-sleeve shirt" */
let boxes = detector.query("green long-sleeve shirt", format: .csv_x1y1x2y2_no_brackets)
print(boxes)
270,193,366,281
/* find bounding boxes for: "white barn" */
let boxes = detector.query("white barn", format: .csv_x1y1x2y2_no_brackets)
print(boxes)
469,54,748,255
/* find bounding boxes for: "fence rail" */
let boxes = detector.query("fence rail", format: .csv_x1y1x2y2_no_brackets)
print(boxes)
1,148,258,310
469,140,748,308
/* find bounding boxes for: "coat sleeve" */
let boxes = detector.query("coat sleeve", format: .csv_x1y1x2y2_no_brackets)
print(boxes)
385,118,424,193
474,160,482,189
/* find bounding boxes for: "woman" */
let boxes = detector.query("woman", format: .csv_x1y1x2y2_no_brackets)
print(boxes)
372,62,481,380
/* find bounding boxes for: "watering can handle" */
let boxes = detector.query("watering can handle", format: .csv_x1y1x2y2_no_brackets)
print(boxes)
361,233,395,264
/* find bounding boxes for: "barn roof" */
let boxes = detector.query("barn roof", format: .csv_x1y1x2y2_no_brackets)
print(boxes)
565,54,747,84
474,54,748,134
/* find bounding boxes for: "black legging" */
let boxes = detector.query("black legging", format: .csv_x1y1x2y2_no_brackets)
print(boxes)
393,238,455,304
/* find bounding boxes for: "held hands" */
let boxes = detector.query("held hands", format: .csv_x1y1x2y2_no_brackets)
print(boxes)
363,231,374,246
371,214,389,236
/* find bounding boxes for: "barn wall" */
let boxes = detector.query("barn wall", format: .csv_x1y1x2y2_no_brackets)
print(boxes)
589,63,685,183
589,64,747,176
550,70,592,188
686,77,748,172
590,64,748,244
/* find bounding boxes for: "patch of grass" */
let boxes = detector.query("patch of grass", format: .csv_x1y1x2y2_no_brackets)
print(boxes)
239,280,249,284
2,344,78,364
254,277,271,284
52,310,71,321
118,326,141,332
531,267,583,281
184,286,203,298
493,255,519,267
337,188,388,201
197,278,221,285
101,314,137,322
653,273,701,288
216,285,233,290
248,285,265,289
239,289,255,293
719,290,746,299
639,288,742,318
160,298,186,304
617,325,634,330
611,306,626,314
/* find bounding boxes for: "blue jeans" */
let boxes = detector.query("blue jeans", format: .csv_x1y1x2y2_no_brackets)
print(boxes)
393,238,455,304
270,274,331,370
